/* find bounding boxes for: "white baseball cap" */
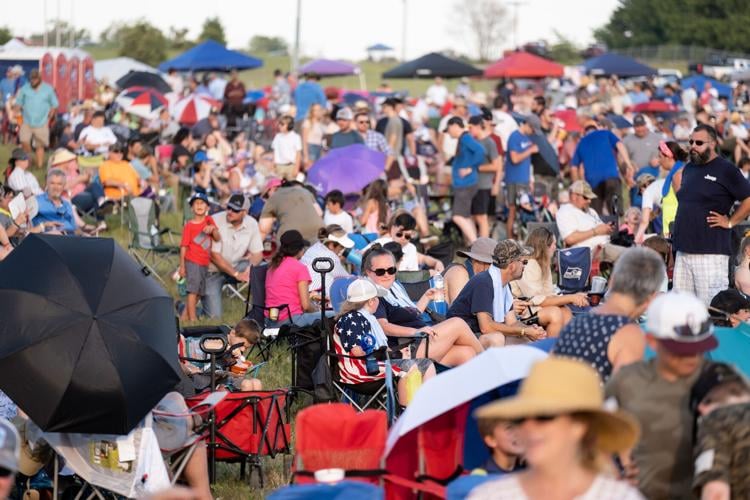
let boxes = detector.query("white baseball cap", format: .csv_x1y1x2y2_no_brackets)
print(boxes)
645,291,718,355
346,279,387,303
323,225,354,249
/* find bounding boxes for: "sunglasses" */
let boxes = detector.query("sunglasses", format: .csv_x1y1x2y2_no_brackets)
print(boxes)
688,139,710,146
510,414,559,425
395,231,414,239
370,266,397,276
0,468,12,478
227,207,244,213
357,120,369,125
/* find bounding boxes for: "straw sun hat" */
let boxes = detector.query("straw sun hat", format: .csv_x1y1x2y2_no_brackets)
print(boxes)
475,357,640,454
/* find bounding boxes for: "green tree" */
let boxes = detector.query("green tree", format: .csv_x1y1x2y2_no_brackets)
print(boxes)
0,27,12,45
595,0,750,53
198,17,226,45
248,35,288,55
548,31,581,65
118,21,167,67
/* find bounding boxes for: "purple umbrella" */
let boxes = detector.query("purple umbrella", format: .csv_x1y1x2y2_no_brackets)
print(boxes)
298,59,360,77
307,144,385,195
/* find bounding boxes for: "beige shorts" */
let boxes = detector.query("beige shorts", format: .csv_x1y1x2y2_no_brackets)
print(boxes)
19,123,49,147
275,163,296,181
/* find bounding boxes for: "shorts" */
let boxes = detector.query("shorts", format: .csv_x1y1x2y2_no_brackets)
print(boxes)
392,358,433,377
275,163,296,181
185,261,208,296
470,189,492,216
19,123,49,147
452,185,478,217
506,183,529,208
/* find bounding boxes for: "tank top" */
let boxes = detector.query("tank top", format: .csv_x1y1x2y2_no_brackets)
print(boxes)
553,313,632,383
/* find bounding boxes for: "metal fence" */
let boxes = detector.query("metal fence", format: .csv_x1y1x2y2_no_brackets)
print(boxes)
612,45,750,63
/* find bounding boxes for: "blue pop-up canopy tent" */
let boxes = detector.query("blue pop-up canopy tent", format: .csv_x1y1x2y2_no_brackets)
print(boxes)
681,75,732,99
583,53,657,78
158,40,263,72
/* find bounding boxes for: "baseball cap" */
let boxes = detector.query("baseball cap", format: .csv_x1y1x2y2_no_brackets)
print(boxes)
467,115,484,127
0,418,20,473
226,194,249,212
633,114,647,127
645,291,718,356
193,150,208,163
493,239,533,268
346,278,387,303
443,116,464,132
512,112,542,134
569,180,598,199
10,148,28,162
457,237,497,264
323,225,354,249
336,108,354,121
279,229,310,252
264,177,283,193
689,362,747,412
188,192,209,206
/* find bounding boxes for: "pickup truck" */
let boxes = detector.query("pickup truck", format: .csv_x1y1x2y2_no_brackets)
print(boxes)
689,56,750,81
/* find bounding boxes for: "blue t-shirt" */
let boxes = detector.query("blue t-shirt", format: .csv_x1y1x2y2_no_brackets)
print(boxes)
33,193,76,233
293,81,327,121
571,130,621,189
447,271,513,332
673,156,750,255
452,133,483,188
505,130,533,184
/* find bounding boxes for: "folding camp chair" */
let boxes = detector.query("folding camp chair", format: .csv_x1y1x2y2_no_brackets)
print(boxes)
330,276,356,313
396,270,431,284
244,264,294,362
186,390,291,487
557,246,592,293
127,197,180,284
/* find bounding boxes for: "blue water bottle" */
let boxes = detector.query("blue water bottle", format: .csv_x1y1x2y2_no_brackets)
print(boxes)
431,273,448,316
177,277,187,297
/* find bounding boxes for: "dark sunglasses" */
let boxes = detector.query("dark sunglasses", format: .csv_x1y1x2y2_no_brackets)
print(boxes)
370,266,397,276
227,206,244,213
0,467,12,478
688,139,710,146
357,120,369,125
395,231,414,239
510,414,559,425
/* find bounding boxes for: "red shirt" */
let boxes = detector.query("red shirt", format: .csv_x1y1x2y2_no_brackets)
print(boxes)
181,215,216,266
224,80,246,107
489,133,505,156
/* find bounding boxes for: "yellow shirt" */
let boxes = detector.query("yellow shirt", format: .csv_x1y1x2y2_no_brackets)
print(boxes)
98,160,141,200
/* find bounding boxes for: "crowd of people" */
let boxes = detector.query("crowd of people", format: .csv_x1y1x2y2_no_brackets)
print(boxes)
0,55,748,499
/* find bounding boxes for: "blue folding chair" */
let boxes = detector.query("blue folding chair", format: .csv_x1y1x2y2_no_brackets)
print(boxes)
330,276,356,313
348,232,378,250
557,246,592,293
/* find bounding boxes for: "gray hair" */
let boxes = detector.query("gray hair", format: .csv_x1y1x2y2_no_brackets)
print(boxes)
608,247,666,304
47,168,66,181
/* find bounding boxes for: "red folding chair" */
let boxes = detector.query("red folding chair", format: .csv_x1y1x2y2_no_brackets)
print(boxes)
187,389,291,487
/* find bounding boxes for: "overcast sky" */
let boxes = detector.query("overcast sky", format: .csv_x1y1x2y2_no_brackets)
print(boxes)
12,0,619,60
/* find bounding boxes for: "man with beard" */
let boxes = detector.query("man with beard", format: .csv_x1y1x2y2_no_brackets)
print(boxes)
672,124,750,305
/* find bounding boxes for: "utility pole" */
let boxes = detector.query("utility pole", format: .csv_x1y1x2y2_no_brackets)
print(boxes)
401,0,407,60
70,0,75,47
43,0,48,46
507,0,526,49
55,0,61,46
292,0,301,71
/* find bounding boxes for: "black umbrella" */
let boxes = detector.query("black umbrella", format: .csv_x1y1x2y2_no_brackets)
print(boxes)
382,52,482,79
116,70,172,93
0,234,181,434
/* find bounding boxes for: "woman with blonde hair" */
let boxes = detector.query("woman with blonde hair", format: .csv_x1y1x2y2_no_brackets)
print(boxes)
469,357,643,499
301,103,325,167
511,227,588,336
734,236,750,295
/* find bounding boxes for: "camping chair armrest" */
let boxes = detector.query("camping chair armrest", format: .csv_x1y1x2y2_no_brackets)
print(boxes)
387,332,430,359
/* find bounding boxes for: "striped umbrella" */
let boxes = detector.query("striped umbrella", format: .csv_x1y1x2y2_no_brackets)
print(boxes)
115,86,168,119
171,94,221,125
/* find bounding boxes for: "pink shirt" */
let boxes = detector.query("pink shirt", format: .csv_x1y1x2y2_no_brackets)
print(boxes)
265,257,311,320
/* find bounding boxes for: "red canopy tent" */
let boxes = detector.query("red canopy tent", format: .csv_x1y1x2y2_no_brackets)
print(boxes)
484,51,564,79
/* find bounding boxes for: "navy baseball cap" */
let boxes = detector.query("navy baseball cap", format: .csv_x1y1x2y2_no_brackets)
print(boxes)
189,192,209,206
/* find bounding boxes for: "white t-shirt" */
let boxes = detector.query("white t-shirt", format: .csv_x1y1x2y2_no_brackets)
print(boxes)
641,178,666,210
426,84,448,106
368,237,419,271
271,131,302,164
323,210,354,234
78,125,118,154
8,168,42,196
468,474,645,500
556,203,610,250
492,110,519,150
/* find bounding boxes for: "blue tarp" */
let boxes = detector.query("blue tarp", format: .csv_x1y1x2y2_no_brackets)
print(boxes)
681,75,732,99
583,53,657,78
158,40,263,73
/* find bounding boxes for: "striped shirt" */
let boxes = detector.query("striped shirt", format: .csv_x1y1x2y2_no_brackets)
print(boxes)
362,129,392,156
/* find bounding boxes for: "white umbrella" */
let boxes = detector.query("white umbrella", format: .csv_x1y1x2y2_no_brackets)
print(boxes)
94,57,158,84
384,345,548,457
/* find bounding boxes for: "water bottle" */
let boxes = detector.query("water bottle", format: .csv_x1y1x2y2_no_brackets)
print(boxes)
177,277,187,297
365,353,380,376
431,274,447,315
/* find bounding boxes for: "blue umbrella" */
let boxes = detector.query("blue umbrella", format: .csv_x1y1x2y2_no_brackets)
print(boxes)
681,75,732,99
243,89,266,104
605,113,633,129
307,144,386,195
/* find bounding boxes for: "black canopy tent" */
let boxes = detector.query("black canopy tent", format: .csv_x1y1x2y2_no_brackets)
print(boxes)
382,52,482,79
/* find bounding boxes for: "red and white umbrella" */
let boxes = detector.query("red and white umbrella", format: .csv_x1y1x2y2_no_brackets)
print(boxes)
171,94,221,125
114,86,168,119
